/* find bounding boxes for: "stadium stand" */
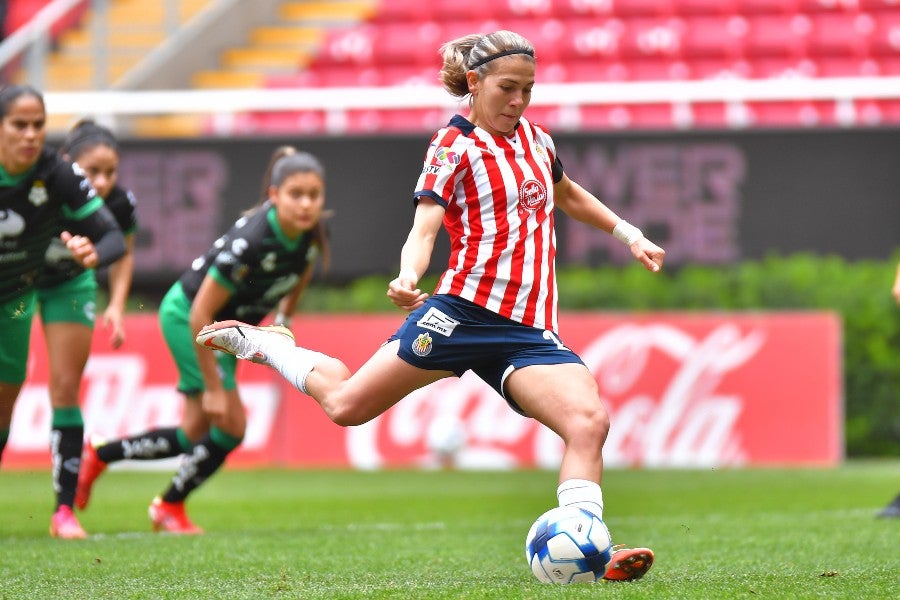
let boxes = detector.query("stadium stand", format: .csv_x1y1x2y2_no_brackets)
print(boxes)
7,0,900,133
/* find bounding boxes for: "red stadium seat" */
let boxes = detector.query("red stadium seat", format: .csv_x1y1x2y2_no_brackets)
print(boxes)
549,0,615,18
680,15,747,59
676,0,739,16
868,12,900,56
688,58,752,79
617,17,684,59
557,18,625,60
743,14,811,57
806,13,874,57
735,0,800,14
611,0,674,17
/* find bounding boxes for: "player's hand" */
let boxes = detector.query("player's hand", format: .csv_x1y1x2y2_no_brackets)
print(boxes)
61,231,99,269
387,270,429,312
102,306,126,349
631,238,665,273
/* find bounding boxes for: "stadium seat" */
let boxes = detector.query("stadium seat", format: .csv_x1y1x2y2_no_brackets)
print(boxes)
868,13,900,56
557,19,625,60
735,0,801,14
611,0,674,17
806,13,874,58
548,0,615,18
680,15,747,60
676,0,740,16
743,14,811,58
617,17,684,60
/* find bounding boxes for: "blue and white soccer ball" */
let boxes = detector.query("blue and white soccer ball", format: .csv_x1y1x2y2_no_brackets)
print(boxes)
524,505,613,584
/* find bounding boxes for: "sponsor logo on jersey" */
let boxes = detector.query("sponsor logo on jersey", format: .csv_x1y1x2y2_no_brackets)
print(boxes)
434,147,460,169
518,179,547,212
416,306,459,337
412,332,433,356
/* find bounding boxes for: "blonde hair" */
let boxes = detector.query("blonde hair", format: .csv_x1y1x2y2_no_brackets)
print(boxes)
438,30,535,98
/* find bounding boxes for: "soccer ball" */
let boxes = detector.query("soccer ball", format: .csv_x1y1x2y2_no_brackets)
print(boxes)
524,505,613,584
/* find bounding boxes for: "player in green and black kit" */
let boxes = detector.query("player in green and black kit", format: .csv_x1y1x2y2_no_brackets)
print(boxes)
0,86,126,538
35,119,138,539
77,146,330,533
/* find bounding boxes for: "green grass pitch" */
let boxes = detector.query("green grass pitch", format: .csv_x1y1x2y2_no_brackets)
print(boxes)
1,462,897,599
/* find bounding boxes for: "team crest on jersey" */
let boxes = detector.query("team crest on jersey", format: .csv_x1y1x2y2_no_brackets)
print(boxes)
411,332,433,356
518,179,547,212
29,181,48,206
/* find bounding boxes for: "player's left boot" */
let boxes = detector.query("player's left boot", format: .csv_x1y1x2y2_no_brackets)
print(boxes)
196,320,295,366
603,546,654,581
49,505,87,539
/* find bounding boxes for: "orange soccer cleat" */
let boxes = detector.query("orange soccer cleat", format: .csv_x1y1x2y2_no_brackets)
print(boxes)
148,496,204,535
604,546,654,581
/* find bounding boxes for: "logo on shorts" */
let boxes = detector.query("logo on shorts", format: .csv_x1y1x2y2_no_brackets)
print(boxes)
412,332,433,356
519,179,547,212
417,307,459,337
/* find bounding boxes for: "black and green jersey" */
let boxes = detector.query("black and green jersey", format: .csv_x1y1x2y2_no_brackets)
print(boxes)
0,147,115,304
37,184,139,289
177,202,319,325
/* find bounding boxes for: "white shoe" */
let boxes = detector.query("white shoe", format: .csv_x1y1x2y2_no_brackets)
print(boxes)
195,320,295,365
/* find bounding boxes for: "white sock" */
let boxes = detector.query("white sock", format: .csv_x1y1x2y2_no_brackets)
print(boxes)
557,479,604,519
267,346,325,394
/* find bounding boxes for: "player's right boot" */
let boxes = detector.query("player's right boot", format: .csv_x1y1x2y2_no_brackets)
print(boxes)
148,496,203,535
49,505,87,539
75,437,108,511
195,320,295,366
603,546,654,581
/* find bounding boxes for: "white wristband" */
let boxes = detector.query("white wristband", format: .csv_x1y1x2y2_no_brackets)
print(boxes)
612,220,643,246
274,312,291,327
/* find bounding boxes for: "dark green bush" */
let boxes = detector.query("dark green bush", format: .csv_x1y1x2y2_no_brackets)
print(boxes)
300,252,900,457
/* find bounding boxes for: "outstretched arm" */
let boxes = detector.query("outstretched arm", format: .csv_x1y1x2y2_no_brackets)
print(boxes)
554,174,665,272
387,198,445,312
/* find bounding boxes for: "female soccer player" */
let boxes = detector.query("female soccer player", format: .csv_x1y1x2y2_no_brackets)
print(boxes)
0,85,126,539
76,147,330,534
35,119,138,540
197,30,663,580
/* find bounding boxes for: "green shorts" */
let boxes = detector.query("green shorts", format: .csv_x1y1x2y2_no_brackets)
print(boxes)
159,281,238,396
0,291,37,384
37,270,98,327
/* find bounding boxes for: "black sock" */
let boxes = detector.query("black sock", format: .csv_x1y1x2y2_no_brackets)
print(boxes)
96,427,190,463
162,427,241,503
0,429,8,466
51,407,84,509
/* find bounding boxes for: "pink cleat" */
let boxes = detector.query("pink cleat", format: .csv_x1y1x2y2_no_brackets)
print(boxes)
49,505,87,539
148,496,203,535
604,546,654,581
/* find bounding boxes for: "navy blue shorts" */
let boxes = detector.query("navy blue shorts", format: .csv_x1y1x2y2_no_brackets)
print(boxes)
389,295,584,415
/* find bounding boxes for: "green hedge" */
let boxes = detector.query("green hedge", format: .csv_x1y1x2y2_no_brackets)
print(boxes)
300,252,900,457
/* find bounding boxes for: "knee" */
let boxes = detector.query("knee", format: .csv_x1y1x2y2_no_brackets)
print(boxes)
320,393,371,428
573,403,610,444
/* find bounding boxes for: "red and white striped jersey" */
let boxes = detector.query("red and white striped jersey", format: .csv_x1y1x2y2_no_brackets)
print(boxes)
413,114,563,332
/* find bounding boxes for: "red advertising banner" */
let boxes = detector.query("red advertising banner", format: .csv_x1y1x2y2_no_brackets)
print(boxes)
5,311,842,470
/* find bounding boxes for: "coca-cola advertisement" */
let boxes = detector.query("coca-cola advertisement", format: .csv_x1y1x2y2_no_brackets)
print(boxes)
5,312,842,469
